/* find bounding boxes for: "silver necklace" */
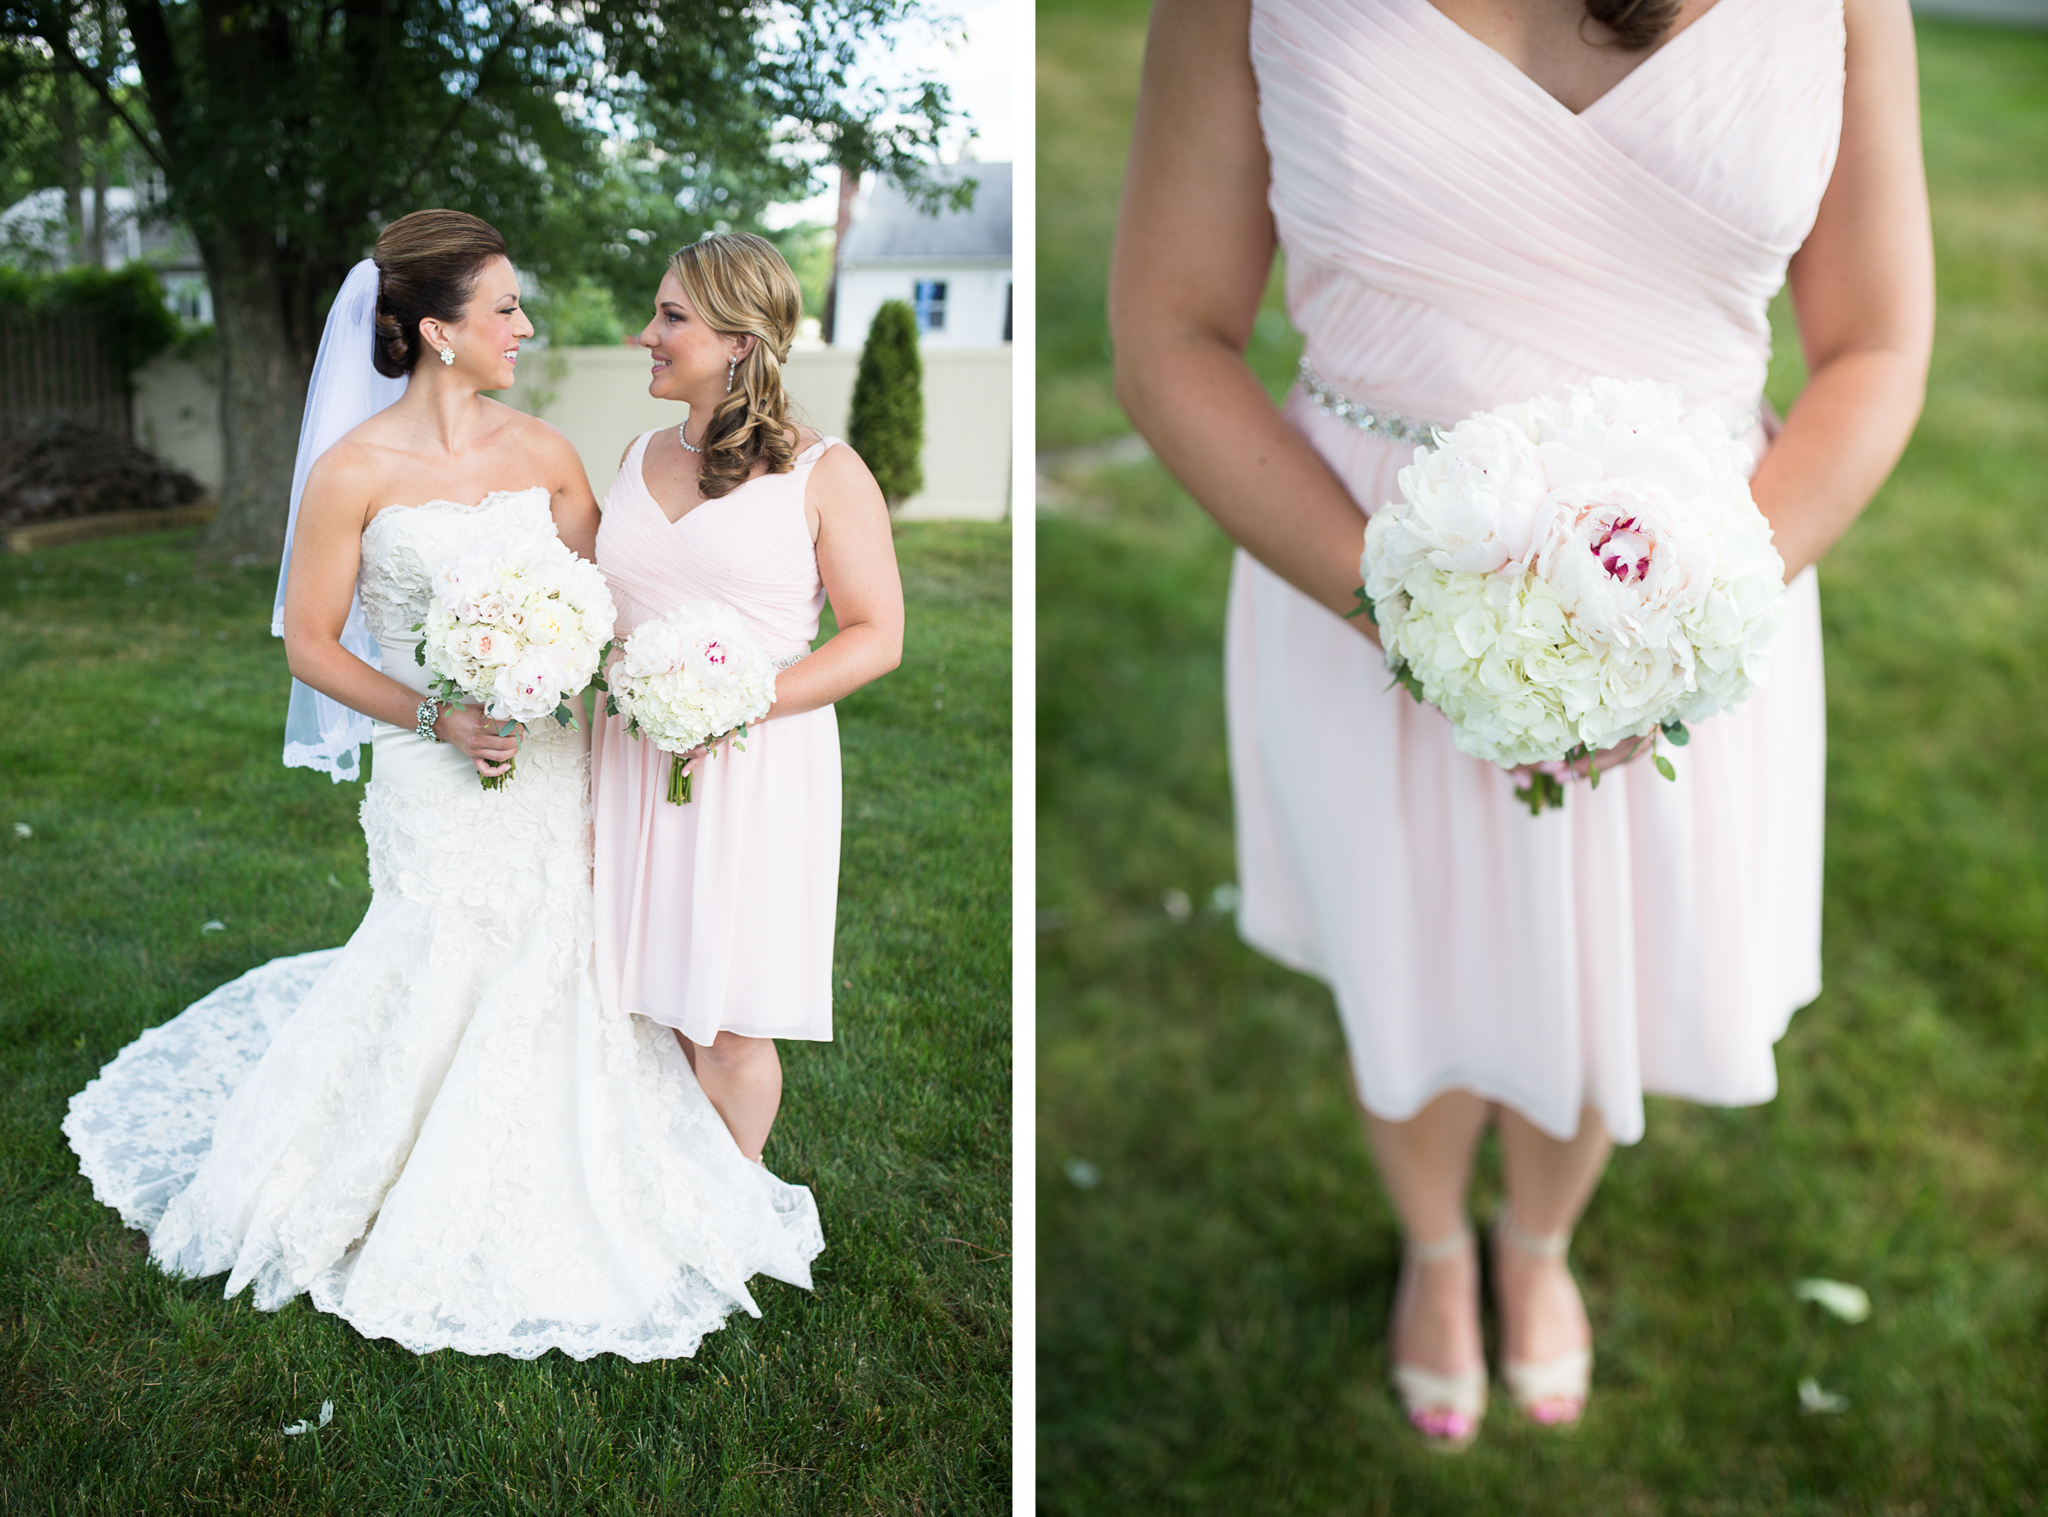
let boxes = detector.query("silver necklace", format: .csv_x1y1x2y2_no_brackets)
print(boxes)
678,423,703,455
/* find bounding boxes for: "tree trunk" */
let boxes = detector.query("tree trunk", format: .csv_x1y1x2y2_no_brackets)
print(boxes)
196,224,314,562
53,75,84,263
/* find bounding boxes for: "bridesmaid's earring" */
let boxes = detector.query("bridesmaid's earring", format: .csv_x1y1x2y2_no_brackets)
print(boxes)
438,345,456,366
726,355,737,394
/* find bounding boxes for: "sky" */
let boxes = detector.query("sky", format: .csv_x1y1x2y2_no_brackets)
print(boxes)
765,0,1015,229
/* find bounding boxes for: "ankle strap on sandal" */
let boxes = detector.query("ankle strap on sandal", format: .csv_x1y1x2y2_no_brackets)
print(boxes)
1404,1223,1473,1263
1496,1206,1571,1259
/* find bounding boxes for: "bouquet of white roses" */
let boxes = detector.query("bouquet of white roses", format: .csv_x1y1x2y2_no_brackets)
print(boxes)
413,529,617,790
1359,377,1785,814
595,601,776,804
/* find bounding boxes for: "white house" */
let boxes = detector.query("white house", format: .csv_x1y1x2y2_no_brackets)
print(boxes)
831,162,1011,349
0,179,212,322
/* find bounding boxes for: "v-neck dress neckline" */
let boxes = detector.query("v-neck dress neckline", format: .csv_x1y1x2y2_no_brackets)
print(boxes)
1409,0,1739,121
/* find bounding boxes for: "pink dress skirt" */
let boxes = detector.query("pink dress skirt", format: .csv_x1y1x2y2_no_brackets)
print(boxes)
590,432,842,1045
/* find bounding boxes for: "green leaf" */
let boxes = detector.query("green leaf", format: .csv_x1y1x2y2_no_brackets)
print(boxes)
1346,587,1379,625
1662,719,1691,746
1654,754,1677,782
1588,761,1601,789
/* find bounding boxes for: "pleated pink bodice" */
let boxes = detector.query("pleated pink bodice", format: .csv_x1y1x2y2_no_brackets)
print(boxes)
1259,0,1842,425
597,433,829,661
1228,0,1845,1144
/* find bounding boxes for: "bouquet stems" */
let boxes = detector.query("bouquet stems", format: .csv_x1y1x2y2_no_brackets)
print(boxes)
667,753,692,805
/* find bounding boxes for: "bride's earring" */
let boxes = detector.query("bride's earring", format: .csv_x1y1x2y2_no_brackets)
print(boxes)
439,345,456,366
726,355,737,394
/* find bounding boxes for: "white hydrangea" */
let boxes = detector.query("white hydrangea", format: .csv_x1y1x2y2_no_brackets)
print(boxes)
605,601,776,759
416,528,617,727
1361,377,1785,773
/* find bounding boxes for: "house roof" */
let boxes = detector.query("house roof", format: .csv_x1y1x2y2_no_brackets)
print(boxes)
838,162,1011,265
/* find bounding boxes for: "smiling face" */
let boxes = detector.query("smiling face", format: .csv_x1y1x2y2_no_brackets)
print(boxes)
425,255,532,390
639,271,748,404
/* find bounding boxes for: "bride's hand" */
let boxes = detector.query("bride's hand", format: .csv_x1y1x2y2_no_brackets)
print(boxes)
434,704,522,777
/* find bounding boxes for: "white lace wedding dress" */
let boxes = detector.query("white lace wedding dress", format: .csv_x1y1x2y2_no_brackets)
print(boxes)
63,488,824,1360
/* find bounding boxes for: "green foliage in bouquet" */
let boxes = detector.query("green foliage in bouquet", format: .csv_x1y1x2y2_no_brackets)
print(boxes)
849,298,925,508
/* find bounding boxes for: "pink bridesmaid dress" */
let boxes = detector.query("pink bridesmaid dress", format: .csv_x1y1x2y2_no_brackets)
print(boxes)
1234,0,1844,1143
591,431,842,1045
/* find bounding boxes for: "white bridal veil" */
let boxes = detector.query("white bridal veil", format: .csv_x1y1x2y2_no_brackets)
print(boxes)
270,257,407,782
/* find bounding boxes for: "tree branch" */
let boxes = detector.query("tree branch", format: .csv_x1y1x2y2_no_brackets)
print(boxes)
28,5,169,172
118,0,183,165
392,11,523,205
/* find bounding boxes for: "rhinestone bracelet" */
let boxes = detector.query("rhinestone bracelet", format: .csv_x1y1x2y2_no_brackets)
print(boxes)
415,695,445,743
771,650,808,671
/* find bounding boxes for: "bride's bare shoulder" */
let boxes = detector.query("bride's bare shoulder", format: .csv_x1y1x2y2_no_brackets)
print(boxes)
299,429,405,526
486,398,588,477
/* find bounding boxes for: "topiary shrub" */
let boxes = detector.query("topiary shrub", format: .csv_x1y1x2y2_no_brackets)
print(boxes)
847,298,923,509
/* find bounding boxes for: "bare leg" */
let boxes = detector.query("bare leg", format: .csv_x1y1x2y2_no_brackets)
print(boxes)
688,1032,782,1162
673,1029,698,1074
1493,1104,1610,1420
1362,1091,1493,1385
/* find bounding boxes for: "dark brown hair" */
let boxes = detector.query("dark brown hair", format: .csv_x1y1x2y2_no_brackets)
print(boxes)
667,232,803,500
1586,0,1680,49
371,209,509,378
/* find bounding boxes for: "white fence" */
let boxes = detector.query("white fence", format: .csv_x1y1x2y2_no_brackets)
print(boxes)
133,343,1012,522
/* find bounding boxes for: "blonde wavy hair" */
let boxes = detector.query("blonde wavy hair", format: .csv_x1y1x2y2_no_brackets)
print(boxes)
669,231,803,499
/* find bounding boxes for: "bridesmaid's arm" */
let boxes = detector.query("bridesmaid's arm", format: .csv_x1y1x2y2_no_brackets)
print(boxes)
765,444,904,720
1110,0,1379,641
280,447,519,773
1751,0,1934,581
529,419,601,560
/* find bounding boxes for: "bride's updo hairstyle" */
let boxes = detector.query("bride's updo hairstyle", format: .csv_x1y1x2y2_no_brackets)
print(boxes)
1585,0,1679,48
667,231,802,501
371,209,510,379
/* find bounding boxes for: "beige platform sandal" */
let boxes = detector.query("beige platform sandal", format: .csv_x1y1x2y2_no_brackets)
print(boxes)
1389,1225,1489,1451
1493,1207,1592,1426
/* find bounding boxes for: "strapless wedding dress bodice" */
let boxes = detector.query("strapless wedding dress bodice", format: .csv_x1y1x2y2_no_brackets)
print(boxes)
356,488,555,680
64,490,823,1360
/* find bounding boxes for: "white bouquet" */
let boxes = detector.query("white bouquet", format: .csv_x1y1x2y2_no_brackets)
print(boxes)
1359,377,1785,814
413,529,617,790
596,601,776,804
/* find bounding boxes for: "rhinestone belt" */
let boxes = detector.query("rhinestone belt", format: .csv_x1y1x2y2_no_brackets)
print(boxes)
1298,359,1762,445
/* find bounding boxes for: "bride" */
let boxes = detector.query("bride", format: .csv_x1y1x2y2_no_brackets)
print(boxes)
62,208,823,1360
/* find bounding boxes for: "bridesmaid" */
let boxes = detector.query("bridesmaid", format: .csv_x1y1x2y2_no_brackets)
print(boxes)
590,232,903,1164
1112,0,1931,1448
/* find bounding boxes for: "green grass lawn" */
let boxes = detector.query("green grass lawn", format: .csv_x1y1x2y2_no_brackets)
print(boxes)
0,521,1010,1514
1037,4,2047,1510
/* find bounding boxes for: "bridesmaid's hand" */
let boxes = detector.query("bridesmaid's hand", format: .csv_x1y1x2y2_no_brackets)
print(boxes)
1566,732,1656,782
435,703,522,777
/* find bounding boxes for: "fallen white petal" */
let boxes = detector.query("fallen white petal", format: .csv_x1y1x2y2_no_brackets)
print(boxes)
12,823,30,839
1798,1377,1849,1415
1794,1278,1871,1323
201,921,225,933
282,1399,334,1435
1064,1158,1101,1189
